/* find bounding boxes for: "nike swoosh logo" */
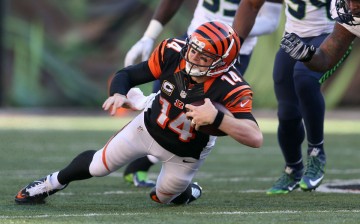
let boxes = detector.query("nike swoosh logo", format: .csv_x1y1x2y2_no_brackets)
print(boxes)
183,160,195,163
287,183,298,191
240,100,250,107
309,175,324,186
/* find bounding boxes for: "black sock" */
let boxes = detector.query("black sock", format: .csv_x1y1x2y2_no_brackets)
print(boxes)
57,150,96,185
123,156,154,175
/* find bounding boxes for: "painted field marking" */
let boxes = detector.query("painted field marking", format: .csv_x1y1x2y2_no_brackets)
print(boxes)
2,210,360,219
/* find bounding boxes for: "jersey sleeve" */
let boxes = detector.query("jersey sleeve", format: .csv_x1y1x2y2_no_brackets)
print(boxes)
147,39,168,79
147,38,185,79
223,85,253,113
223,83,256,122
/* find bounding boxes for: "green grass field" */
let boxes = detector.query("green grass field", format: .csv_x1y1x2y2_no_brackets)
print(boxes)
1,112,360,223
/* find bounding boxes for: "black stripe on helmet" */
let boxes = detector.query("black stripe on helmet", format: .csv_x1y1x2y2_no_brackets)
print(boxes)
210,22,232,50
193,29,219,55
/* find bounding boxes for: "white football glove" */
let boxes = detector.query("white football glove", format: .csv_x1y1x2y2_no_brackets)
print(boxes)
280,33,316,62
126,88,157,111
124,36,155,67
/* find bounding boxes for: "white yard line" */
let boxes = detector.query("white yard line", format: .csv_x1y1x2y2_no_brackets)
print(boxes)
2,210,360,219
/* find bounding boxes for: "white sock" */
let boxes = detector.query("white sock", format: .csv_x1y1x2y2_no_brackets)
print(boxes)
49,171,66,190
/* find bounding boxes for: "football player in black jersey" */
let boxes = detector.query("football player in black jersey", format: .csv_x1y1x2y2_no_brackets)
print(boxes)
15,21,263,205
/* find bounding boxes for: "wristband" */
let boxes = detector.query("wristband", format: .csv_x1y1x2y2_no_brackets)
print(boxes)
212,110,225,128
300,45,316,62
144,19,164,40
239,37,244,45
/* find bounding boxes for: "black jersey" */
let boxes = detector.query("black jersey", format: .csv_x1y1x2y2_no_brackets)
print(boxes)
139,38,256,159
110,38,256,159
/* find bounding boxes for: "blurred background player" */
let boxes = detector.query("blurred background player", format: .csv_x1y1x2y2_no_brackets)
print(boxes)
233,0,334,194
122,0,282,187
15,21,263,205
280,0,359,72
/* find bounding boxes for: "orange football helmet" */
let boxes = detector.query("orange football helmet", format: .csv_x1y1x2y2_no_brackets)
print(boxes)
181,21,241,77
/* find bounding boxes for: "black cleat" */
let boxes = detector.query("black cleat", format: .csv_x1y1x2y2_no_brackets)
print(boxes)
15,175,67,204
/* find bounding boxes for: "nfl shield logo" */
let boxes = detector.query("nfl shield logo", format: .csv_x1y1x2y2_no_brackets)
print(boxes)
180,90,187,98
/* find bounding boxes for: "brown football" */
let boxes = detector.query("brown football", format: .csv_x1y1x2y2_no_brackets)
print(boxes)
190,100,233,136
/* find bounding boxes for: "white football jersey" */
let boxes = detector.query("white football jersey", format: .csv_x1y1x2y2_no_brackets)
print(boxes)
284,0,334,37
330,0,360,37
186,0,265,55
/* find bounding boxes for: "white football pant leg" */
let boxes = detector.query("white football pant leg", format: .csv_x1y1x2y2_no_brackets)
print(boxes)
89,111,154,176
156,155,205,204
145,132,214,204
148,144,206,204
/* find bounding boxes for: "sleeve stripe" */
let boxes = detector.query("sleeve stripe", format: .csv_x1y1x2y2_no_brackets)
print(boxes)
223,85,251,100
148,40,167,79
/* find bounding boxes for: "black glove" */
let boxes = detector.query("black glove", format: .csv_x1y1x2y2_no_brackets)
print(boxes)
280,33,316,62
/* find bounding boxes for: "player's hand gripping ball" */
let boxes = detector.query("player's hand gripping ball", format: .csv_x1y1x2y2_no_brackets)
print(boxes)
189,100,233,136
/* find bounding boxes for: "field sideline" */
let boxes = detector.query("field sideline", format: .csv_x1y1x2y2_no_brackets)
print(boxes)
0,109,359,133
1,109,360,223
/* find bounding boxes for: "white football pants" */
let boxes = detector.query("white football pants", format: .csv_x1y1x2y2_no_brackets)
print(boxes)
89,110,215,204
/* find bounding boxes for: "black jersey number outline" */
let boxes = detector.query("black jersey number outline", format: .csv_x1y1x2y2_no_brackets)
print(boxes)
202,0,241,17
287,0,332,20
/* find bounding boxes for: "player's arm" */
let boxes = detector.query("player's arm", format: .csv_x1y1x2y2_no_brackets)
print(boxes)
109,62,155,96
103,62,156,115
105,39,169,115
280,23,356,72
152,0,185,25
305,23,356,72
218,112,263,148
124,0,185,66
247,0,282,37
232,0,266,41
185,99,263,148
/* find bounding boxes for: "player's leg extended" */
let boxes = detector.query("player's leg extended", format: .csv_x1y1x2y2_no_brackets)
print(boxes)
267,48,304,195
148,141,213,204
123,81,161,187
150,155,204,205
89,112,152,177
293,34,328,191
15,112,150,204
